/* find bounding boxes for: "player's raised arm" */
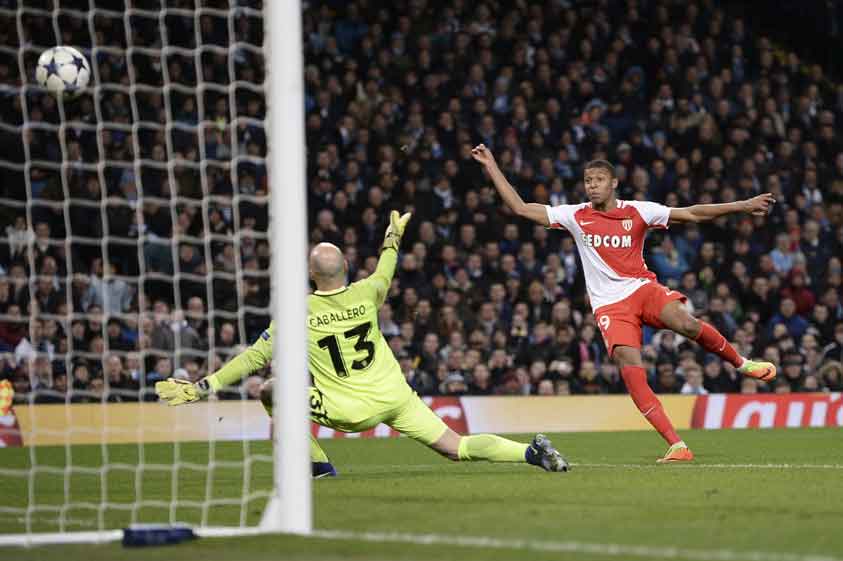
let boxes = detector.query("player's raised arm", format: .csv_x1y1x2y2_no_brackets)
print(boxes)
364,210,411,307
668,193,775,224
155,323,274,405
471,144,550,226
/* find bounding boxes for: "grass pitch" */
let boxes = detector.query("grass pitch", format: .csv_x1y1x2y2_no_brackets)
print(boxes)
2,428,842,561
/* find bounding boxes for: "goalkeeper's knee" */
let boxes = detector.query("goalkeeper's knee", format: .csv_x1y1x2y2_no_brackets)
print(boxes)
260,379,273,416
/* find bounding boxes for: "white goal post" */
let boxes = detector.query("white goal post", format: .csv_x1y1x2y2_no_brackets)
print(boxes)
0,0,310,546
262,0,312,535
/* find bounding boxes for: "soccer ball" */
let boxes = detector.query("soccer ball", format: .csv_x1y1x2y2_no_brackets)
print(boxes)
36,46,91,98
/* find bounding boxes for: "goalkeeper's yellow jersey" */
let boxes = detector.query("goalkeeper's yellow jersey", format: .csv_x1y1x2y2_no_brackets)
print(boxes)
307,271,411,422
205,248,411,424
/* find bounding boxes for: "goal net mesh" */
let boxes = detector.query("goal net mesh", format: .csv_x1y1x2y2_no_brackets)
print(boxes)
0,0,279,540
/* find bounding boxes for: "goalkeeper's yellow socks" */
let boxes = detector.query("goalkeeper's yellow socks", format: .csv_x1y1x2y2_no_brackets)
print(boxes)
310,434,329,463
457,434,528,463
261,395,336,476
262,397,331,465
310,435,337,478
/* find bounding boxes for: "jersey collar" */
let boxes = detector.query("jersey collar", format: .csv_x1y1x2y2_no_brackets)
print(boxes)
588,199,626,216
313,286,348,296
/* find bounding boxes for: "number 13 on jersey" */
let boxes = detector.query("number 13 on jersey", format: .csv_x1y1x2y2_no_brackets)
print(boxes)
317,321,376,377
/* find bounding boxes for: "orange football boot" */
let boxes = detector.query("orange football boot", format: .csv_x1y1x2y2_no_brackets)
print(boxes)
738,359,777,382
657,443,695,464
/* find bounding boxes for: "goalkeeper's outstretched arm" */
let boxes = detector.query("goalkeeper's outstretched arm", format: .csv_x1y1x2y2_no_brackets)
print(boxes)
155,324,274,405
203,324,274,390
363,210,411,307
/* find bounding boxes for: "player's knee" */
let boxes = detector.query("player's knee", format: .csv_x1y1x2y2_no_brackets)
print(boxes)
431,430,461,461
435,440,461,461
662,304,700,338
612,346,642,367
431,442,459,461
259,379,274,410
613,352,630,368
442,449,460,461
679,315,701,338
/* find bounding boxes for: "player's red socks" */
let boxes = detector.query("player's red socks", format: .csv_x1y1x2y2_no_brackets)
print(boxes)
620,366,680,445
693,321,742,368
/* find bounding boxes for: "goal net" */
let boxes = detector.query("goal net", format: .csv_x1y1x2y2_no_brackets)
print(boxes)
0,0,309,545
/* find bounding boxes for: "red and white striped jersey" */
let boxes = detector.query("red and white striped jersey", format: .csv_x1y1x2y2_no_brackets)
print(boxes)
545,200,671,309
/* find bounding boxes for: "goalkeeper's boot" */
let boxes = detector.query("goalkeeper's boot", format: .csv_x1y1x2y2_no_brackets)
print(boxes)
656,442,694,464
526,434,569,472
737,359,776,382
312,461,337,479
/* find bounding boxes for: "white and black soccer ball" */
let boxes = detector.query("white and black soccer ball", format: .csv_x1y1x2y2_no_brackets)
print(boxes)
36,46,91,98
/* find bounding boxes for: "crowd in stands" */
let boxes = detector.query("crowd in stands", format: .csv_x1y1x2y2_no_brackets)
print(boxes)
1,0,843,405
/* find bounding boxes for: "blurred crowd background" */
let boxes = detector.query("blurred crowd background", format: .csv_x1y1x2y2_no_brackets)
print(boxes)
1,0,843,405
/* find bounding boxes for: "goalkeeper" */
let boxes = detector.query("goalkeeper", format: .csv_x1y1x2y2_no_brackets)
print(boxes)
157,211,569,477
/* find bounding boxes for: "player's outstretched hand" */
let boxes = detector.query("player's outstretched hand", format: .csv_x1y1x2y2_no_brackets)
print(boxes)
471,144,496,167
382,210,412,252
744,192,776,216
391,209,412,236
155,377,207,406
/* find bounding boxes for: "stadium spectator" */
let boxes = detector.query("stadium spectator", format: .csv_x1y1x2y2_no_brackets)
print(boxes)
596,363,624,394
680,364,708,395
819,360,843,391
781,353,806,392
770,234,802,276
650,236,689,284
106,319,133,352
399,350,435,396
740,378,759,395
89,260,134,315
769,298,810,341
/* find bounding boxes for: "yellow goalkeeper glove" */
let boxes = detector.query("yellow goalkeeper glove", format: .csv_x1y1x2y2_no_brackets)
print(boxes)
155,377,211,406
381,210,412,252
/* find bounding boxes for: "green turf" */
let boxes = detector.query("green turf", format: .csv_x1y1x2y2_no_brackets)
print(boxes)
2,429,842,560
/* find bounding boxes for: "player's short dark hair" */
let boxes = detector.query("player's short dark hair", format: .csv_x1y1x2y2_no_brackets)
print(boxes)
584,159,616,178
